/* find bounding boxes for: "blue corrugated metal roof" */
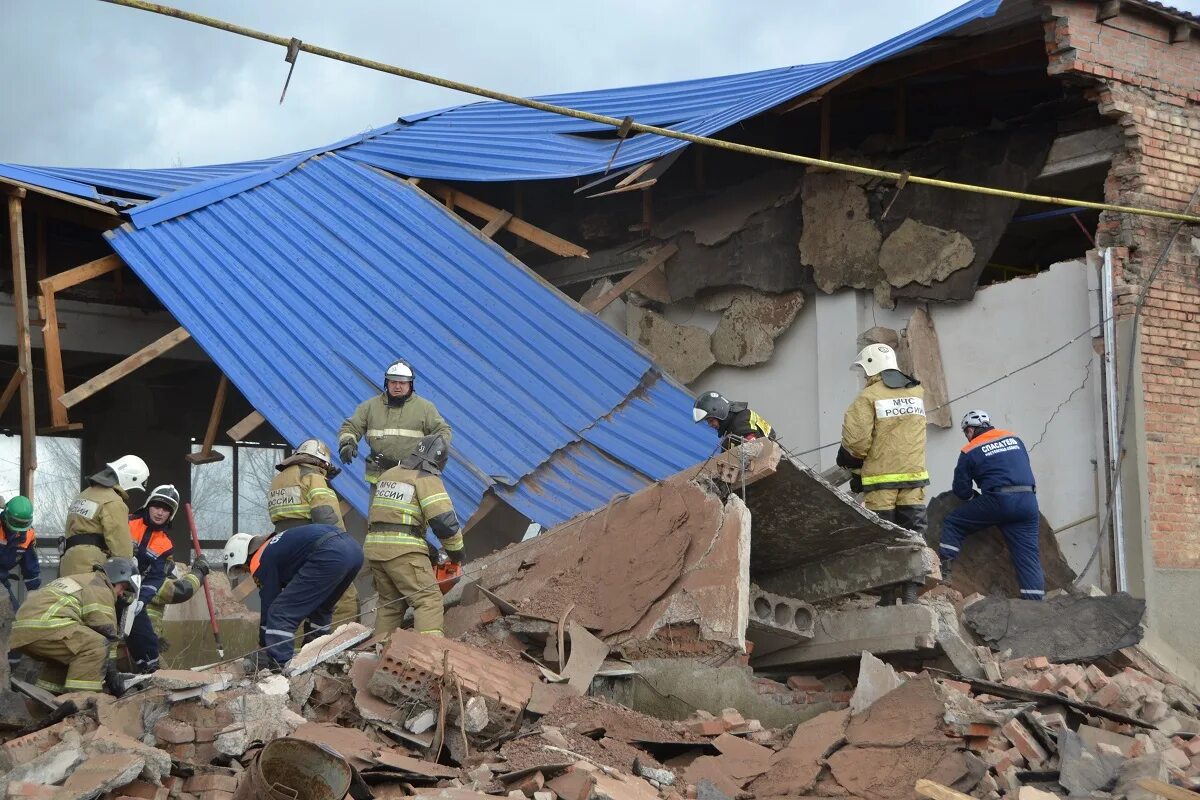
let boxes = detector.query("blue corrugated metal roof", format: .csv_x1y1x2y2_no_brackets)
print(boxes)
3,0,1002,204
105,154,713,525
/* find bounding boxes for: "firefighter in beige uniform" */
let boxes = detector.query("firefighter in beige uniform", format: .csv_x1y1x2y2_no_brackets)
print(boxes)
366,434,463,637
59,455,150,578
267,438,360,633
338,360,452,489
11,557,138,695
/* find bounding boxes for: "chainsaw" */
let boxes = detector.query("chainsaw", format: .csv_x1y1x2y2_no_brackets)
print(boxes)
432,553,463,595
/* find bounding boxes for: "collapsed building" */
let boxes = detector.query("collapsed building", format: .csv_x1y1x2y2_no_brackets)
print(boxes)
3,2,1200,787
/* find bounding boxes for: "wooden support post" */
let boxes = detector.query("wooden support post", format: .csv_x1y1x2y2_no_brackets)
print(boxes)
480,210,513,238
59,327,191,409
185,376,229,464
820,96,832,160
226,410,266,442
1136,778,1200,800
915,779,974,800
0,369,23,418
585,244,678,313
7,189,37,497
39,253,123,293
422,182,588,258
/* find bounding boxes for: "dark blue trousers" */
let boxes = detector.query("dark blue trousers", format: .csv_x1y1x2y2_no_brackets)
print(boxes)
939,492,1045,600
126,607,160,672
261,534,363,664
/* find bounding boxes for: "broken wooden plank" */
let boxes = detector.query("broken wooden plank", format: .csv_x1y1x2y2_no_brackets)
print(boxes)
584,244,678,313
915,778,975,800
480,209,514,238
586,178,658,198
424,182,588,258
0,176,122,218
35,291,70,428
185,376,229,464
59,327,191,408
1137,778,1200,800
8,192,36,496
10,677,59,710
227,409,266,441
0,369,22,418
38,253,123,294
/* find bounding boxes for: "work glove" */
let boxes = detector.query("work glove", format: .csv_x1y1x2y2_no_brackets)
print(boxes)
849,472,863,494
446,548,464,565
339,442,357,464
243,650,285,674
426,542,441,567
93,624,120,643
836,445,865,470
190,555,212,577
103,660,126,698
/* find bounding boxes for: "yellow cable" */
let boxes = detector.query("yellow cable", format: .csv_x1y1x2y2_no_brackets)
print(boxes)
97,0,1200,225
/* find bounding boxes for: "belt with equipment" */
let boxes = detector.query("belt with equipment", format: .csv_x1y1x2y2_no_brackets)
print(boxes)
61,533,108,552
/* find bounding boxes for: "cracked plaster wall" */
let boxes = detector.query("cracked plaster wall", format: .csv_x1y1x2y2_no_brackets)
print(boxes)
684,260,1104,585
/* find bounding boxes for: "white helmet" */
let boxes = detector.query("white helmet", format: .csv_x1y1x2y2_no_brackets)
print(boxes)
384,360,414,384
292,439,333,468
106,455,150,493
853,343,899,377
960,409,991,433
223,533,256,571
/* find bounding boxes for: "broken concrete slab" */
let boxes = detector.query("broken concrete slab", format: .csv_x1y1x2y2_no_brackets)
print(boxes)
929,597,987,679
747,708,849,797
446,473,750,655
625,305,714,383
285,622,371,676
828,743,967,800
1058,728,1125,795
746,585,815,657
850,651,904,715
560,622,610,694
755,541,938,603
655,168,803,248
878,219,975,289
709,289,805,367
964,592,1146,662
798,172,884,293
1,729,84,789
82,727,172,783
752,603,941,670
61,752,146,800
926,491,1076,597
902,307,951,429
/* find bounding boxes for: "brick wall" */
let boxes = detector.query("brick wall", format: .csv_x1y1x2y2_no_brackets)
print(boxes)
1046,0,1200,569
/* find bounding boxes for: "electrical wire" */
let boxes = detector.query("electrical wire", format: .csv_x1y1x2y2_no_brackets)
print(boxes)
93,0,1200,226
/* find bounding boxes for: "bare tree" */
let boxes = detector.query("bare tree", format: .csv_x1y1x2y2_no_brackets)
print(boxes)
237,445,283,534
189,445,233,541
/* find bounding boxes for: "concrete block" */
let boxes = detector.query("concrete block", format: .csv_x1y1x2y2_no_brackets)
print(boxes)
1116,753,1169,800
61,753,146,800
755,542,937,603
753,604,940,669
850,651,903,715
710,289,804,367
879,218,975,289
746,585,815,656
153,718,195,744
2,730,84,788
625,305,714,383
798,172,883,293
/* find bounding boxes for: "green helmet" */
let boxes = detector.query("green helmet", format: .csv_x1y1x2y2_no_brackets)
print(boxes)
3,495,33,532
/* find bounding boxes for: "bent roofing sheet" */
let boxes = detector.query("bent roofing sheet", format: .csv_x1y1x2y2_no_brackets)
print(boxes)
3,0,1002,199
105,153,714,525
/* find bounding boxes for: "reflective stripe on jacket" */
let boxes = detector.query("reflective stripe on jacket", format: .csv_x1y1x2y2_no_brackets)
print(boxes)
268,465,344,528
338,394,452,482
0,523,40,590
366,467,459,560
10,572,118,648
841,375,929,490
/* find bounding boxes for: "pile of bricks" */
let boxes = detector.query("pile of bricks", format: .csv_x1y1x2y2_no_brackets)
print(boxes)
751,673,854,710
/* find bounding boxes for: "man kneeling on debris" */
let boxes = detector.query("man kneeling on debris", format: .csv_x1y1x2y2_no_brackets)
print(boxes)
692,391,776,450
223,523,364,671
366,434,463,638
838,343,928,533
940,410,1044,601
10,557,139,696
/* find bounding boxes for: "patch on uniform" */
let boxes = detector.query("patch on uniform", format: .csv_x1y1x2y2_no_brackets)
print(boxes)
68,498,100,520
981,437,1020,455
48,576,82,593
267,486,303,512
375,480,416,503
874,397,926,419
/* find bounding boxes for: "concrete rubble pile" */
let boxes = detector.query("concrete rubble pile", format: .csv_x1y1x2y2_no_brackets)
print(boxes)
2,443,1198,800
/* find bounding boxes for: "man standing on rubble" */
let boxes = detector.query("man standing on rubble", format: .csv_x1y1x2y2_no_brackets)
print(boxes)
1,495,39,613
267,438,359,637
939,410,1044,600
366,434,463,638
60,455,149,577
10,557,138,696
337,360,452,492
838,343,929,533
222,523,363,671
692,391,776,450
126,485,211,673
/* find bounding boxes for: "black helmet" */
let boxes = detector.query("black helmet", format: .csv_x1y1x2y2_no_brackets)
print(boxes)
139,484,181,522
693,391,731,424
402,434,449,473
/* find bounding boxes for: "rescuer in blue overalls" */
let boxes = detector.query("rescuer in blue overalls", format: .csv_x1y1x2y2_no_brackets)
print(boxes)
223,524,363,671
939,410,1045,600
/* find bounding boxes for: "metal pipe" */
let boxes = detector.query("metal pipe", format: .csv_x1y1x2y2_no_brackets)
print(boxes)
1101,248,1127,592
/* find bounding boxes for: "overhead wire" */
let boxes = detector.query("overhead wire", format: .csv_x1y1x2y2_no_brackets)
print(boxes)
95,0,1200,225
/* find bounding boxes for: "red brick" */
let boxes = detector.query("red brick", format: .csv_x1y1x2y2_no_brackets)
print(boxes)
685,719,727,737
1031,674,1059,693
114,782,167,800
192,726,222,743
941,680,972,695
1002,718,1049,766
153,718,195,744
183,774,239,794
1092,680,1124,708
1183,737,1200,757
787,675,825,692
5,782,61,799
167,743,196,761
1025,657,1051,670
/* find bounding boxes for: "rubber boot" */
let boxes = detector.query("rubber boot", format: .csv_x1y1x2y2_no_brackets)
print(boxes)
939,556,953,584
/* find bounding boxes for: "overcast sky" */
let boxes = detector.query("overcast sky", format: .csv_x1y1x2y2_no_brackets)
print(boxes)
3,0,1200,170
